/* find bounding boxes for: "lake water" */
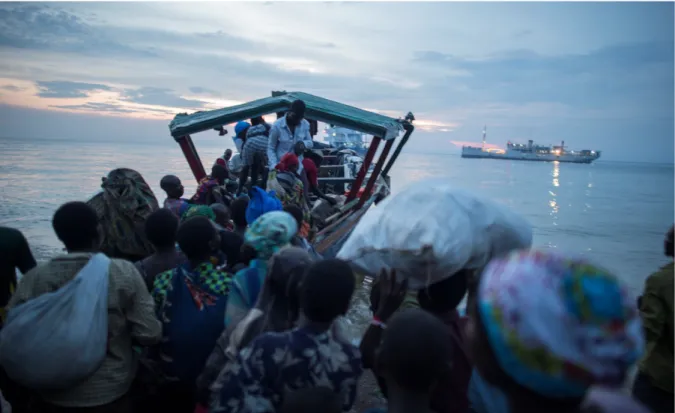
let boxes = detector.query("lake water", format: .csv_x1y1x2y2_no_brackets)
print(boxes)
1,135,673,299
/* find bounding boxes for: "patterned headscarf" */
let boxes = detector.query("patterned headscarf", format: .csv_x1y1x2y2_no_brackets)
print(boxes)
245,211,298,259
182,205,216,223
478,250,644,398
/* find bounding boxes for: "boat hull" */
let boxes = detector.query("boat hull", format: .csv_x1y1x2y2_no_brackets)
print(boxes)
461,148,600,164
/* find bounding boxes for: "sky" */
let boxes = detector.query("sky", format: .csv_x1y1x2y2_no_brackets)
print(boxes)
0,1,673,163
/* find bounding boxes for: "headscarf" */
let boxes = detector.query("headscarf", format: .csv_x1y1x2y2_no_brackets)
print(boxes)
235,121,251,136
477,250,644,398
244,211,297,259
182,205,216,223
275,153,299,173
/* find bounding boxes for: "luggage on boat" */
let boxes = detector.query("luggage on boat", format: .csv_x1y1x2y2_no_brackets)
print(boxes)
246,186,283,225
337,181,533,289
0,254,110,389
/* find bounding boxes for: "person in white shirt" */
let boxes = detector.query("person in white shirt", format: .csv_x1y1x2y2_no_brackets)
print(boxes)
267,100,314,170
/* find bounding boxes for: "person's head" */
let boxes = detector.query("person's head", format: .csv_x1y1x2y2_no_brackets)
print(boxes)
230,197,249,229
283,204,304,232
239,243,257,267
286,100,306,126
239,247,314,348
417,270,470,314
181,205,216,224
306,149,324,167
276,153,299,174
300,259,355,324
160,175,184,199
211,164,229,184
234,121,251,140
224,148,233,161
53,202,101,252
210,203,231,227
293,141,306,156
244,211,298,260
665,225,674,258
266,247,313,318
280,387,341,413
376,309,452,396
145,209,179,251
220,230,244,269
177,216,220,263
466,250,644,409
251,116,266,126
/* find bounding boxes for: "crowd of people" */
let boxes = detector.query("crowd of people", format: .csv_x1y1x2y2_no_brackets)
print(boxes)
0,100,672,413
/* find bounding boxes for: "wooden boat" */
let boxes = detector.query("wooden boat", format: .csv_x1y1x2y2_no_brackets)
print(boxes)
169,91,415,258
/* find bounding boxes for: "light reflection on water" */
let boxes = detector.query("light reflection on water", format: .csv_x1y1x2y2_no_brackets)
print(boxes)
1,138,674,339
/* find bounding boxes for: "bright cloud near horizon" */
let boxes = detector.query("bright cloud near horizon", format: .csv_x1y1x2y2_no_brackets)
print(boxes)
0,2,673,162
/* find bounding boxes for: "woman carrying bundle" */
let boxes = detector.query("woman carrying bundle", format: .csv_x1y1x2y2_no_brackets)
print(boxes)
269,153,311,237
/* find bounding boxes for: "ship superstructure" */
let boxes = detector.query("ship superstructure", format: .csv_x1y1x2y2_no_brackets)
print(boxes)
461,127,601,164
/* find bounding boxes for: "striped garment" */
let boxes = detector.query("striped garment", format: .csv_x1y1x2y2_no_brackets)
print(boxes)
241,135,268,167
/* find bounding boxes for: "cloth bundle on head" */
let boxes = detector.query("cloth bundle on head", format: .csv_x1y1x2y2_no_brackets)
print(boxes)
87,168,159,259
245,211,297,260
246,187,283,225
275,153,299,172
478,250,644,398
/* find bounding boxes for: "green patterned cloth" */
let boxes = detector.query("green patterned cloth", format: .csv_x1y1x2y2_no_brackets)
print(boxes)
152,262,232,311
181,205,217,223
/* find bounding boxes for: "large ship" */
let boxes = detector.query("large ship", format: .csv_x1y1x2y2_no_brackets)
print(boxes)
461,127,601,164
324,125,369,156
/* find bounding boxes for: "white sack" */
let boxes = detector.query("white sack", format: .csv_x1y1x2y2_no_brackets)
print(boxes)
337,180,533,289
0,254,110,389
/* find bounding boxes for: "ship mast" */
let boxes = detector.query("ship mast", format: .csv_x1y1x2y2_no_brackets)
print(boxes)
482,126,486,151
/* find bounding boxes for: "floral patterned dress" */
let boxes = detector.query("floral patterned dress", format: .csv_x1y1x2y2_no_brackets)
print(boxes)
210,326,363,413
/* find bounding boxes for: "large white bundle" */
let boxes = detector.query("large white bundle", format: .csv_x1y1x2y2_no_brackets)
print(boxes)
0,254,110,389
337,180,533,289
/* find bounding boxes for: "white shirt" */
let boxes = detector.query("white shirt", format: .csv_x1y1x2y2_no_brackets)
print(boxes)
266,115,314,169
232,136,244,153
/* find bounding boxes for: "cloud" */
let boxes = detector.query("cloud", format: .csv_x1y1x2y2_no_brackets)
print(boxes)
0,84,21,92
121,87,206,109
51,102,135,114
411,40,674,116
35,80,112,98
189,86,221,97
512,29,533,39
0,4,157,58
50,101,177,116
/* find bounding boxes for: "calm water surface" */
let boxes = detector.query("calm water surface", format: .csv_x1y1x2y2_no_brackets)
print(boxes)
0,137,673,337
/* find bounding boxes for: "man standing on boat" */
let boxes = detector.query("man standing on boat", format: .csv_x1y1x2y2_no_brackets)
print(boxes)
267,100,314,171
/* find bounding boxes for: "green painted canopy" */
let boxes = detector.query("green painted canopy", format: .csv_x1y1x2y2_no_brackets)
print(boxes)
169,91,405,140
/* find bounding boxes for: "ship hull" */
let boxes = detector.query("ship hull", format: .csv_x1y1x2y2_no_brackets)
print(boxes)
461,148,600,164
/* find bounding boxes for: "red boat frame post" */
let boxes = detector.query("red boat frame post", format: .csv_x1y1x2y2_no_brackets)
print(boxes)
177,135,207,182
346,136,381,203
356,138,394,209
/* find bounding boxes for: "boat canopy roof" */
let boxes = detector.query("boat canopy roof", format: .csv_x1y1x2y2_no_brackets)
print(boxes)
169,91,405,141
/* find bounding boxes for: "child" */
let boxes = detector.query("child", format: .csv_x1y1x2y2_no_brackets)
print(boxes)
160,175,191,218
